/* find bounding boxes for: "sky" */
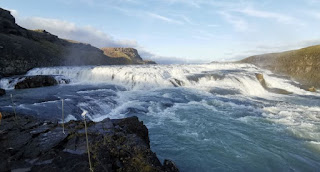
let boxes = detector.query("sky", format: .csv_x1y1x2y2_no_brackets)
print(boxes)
1,0,320,64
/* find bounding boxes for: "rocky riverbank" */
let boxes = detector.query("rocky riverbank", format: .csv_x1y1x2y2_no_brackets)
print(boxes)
0,112,179,172
240,45,320,89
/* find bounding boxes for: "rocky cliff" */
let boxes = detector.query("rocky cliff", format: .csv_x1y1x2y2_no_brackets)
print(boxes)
240,45,320,88
0,8,151,77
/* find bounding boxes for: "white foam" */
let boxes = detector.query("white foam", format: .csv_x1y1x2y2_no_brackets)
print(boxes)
263,104,320,144
61,115,77,123
17,63,313,98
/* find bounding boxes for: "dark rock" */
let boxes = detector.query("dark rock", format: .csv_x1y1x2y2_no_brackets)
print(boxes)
169,78,185,87
0,112,179,172
14,75,58,89
163,159,180,172
143,60,157,64
0,88,5,96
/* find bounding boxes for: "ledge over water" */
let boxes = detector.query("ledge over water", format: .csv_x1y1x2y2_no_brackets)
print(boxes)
0,112,179,172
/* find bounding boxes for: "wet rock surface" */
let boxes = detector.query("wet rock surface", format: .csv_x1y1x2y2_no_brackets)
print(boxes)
0,88,5,96
255,73,292,95
14,75,59,89
0,112,179,172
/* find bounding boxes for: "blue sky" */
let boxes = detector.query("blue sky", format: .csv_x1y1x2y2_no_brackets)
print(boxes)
1,0,320,63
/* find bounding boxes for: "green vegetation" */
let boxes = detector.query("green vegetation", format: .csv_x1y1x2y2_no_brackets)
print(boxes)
241,45,320,88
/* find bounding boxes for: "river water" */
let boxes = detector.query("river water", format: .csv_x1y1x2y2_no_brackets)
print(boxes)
0,63,320,171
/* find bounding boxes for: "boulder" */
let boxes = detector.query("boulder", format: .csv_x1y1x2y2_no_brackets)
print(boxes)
0,112,179,172
169,78,185,87
255,73,292,94
255,73,267,88
14,75,58,89
0,88,5,96
308,86,316,92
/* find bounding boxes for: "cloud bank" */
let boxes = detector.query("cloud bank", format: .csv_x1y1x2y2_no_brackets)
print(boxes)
10,11,196,64
16,16,138,48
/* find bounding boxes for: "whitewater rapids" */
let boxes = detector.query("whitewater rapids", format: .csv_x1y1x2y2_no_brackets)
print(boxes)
0,63,319,171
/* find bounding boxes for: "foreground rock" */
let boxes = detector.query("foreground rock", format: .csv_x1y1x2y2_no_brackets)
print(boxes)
0,112,179,172
0,88,5,96
14,75,61,89
240,45,320,89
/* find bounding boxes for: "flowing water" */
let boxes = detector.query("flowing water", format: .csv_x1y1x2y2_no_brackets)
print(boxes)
1,63,320,171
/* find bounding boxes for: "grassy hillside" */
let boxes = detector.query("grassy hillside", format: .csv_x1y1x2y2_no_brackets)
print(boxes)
241,45,320,88
101,48,156,65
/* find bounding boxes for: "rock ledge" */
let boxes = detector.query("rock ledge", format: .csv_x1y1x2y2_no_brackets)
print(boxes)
0,112,179,172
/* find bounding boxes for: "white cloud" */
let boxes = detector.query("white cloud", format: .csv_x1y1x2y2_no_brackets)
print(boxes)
7,9,19,16
306,11,320,19
140,50,209,64
146,12,184,24
163,0,201,8
238,7,296,24
9,9,199,64
226,39,320,61
219,11,248,31
207,24,220,27
15,16,138,48
176,14,195,25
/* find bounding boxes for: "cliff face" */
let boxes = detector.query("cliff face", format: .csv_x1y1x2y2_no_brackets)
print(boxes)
0,8,151,77
240,45,320,88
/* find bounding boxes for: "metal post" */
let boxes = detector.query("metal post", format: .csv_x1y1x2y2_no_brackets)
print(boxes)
61,99,65,134
82,109,93,172
10,94,17,120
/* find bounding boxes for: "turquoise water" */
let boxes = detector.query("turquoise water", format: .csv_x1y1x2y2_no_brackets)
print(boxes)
0,64,320,171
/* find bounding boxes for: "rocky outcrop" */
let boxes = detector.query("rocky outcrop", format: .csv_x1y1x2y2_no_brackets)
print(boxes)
255,73,292,94
143,60,157,65
240,45,320,89
0,88,5,96
308,86,316,92
0,8,150,77
101,48,145,65
255,73,267,88
0,112,179,172
14,75,65,89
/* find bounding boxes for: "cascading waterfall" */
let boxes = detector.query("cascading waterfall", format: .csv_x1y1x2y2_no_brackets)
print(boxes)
0,63,319,171
11,63,311,96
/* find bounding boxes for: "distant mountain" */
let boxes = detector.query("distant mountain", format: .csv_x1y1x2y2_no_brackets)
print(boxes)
240,45,320,88
0,8,153,77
